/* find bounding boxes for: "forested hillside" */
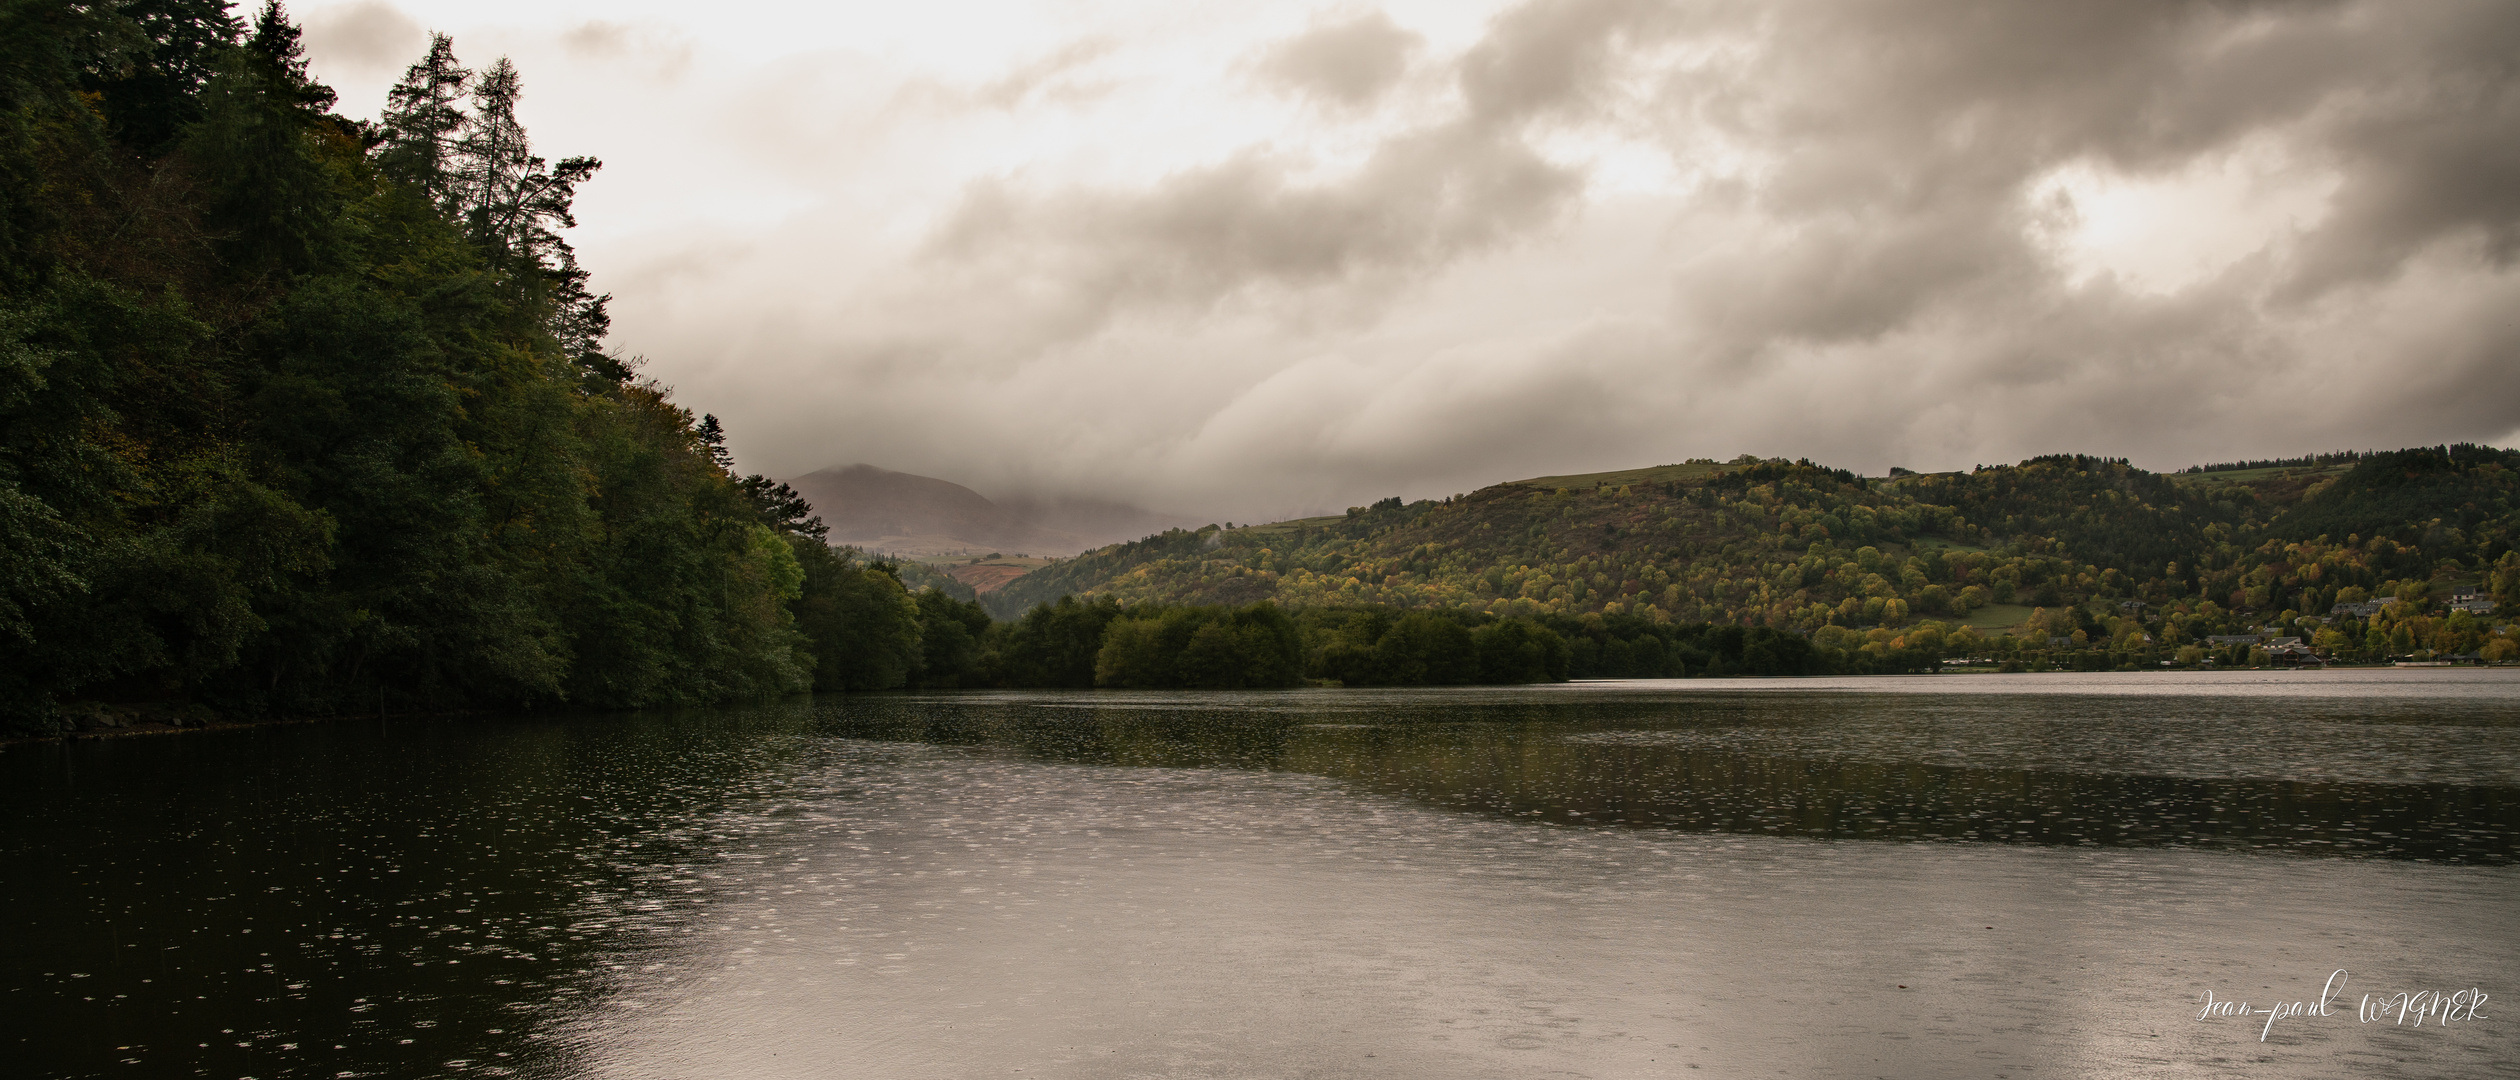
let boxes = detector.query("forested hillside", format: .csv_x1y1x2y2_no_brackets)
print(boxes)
0,2,951,733
997,448,2520,671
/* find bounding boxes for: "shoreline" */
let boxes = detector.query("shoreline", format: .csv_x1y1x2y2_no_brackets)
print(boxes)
17,663,2509,748
1,709,475,750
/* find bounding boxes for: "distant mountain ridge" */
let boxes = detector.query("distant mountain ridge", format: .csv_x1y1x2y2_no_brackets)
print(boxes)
783,464,1187,557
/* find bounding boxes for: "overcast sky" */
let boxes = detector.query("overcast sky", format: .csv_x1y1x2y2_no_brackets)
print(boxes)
300,0,2520,521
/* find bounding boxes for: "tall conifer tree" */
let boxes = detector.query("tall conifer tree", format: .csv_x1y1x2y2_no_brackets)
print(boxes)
243,0,334,111
455,56,528,241
88,0,244,154
450,55,607,369
186,0,343,273
455,57,599,262
377,32,470,206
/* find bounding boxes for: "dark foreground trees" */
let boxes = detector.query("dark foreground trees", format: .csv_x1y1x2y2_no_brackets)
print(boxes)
0,3,927,732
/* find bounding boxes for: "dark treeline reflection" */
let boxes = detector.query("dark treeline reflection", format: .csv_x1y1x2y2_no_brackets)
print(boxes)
1,708,835,1079
816,690,2520,864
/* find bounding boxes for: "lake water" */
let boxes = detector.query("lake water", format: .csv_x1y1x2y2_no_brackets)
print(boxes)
7,670,2518,1078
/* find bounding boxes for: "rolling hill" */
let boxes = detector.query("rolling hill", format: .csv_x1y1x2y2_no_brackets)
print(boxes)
982,447,2520,645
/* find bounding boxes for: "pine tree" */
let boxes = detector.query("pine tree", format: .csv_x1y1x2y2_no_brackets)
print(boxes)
185,1,345,274
377,32,470,205
547,245,617,378
454,56,527,241
88,0,245,154
455,57,601,263
243,1,334,112
448,54,608,373
695,415,736,472
740,476,828,540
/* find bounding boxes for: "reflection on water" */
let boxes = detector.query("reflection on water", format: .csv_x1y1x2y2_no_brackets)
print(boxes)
5,670,2517,1078
841,674,2520,863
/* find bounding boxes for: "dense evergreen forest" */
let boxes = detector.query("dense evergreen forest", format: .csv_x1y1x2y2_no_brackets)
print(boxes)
0,2,973,734
995,448,2520,674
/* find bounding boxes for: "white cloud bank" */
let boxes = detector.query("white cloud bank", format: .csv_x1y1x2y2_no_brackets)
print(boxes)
301,0,2520,521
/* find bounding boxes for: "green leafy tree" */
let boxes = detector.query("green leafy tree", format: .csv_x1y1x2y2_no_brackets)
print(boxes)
782,545,917,691
913,589,992,687
1092,603,1301,689
997,595,1122,688
1370,612,1477,685
1473,618,1569,683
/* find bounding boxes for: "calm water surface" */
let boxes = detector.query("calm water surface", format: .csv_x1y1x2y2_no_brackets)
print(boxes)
6,670,2518,1078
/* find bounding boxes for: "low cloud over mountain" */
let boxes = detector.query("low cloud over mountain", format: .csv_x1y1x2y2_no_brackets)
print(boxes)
786,465,1189,557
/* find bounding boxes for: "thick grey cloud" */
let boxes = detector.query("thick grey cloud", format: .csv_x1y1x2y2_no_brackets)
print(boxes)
919,125,1578,344
1456,0,1676,123
1662,0,2520,315
1592,0,2520,481
1255,13,1420,107
301,1,424,73
342,0,2516,521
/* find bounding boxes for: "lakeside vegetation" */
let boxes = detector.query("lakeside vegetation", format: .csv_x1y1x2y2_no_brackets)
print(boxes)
0,4,960,734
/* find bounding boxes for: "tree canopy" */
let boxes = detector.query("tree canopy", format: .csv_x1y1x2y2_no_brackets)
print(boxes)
0,2,929,733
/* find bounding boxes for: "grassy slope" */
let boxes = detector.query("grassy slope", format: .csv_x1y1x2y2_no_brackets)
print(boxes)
1510,461,1729,489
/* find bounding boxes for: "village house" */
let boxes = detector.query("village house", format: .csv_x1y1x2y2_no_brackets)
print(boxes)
2330,596,2398,619
2448,589,2499,615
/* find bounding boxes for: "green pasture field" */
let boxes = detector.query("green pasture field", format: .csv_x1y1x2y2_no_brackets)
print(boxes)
1911,537,1990,555
1955,603,2036,631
